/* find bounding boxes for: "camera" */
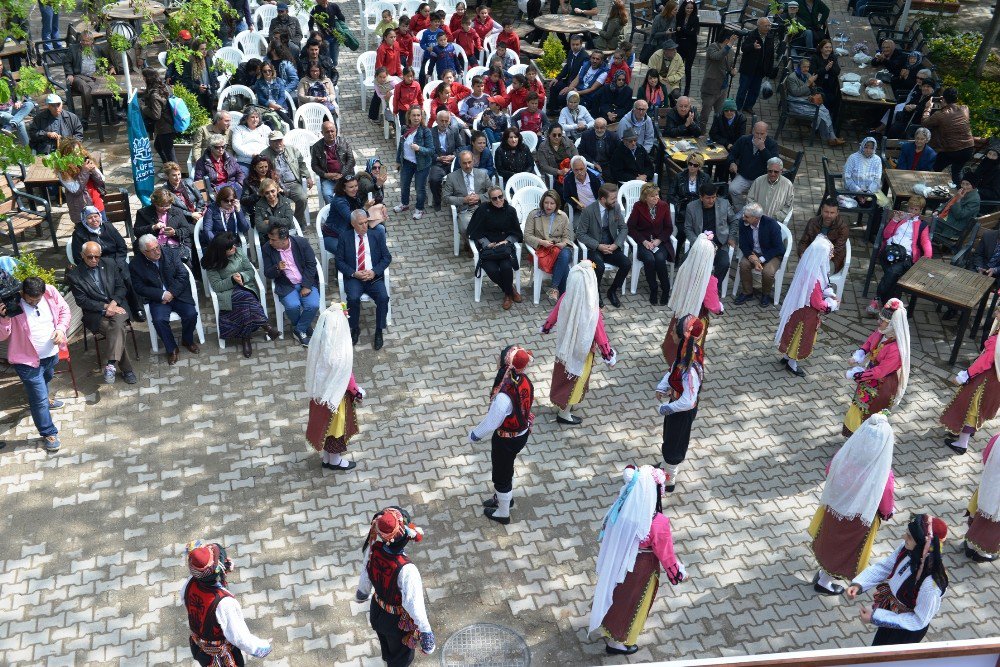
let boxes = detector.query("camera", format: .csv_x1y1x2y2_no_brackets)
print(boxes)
0,269,23,318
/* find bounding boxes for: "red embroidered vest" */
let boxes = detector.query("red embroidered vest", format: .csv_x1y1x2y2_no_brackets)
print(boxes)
184,579,235,641
367,547,412,607
667,365,685,400
498,373,534,436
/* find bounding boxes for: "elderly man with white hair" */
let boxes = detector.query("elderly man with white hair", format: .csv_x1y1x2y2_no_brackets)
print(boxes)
663,96,702,138
563,155,603,214
617,101,657,153
734,202,785,307
745,157,794,222
871,68,933,135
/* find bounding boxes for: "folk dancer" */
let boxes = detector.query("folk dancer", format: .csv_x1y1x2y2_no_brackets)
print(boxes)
843,299,910,436
540,262,617,426
305,303,364,472
661,232,723,363
940,305,999,455
847,514,949,646
588,465,686,656
469,345,535,525
808,412,895,596
356,506,436,666
657,314,705,493
964,432,1000,563
183,540,272,666
774,235,839,377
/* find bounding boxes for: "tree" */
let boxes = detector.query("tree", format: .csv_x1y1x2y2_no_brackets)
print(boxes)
972,6,1000,76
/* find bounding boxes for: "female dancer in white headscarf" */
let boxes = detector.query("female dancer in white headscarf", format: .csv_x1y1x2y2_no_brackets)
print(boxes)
540,261,617,426
843,298,910,436
808,412,895,595
965,432,1000,562
940,306,1000,455
774,235,839,377
305,303,365,472
661,232,724,363
588,465,686,656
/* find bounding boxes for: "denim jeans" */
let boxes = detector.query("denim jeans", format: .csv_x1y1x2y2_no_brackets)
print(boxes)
38,1,59,46
0,100,35,146
13,354,58,437
735,73,763,112
399,160,428,211
280,284,321,334
325,37,340,68
323,234,339,255
551,246,572,293
320,178,337,206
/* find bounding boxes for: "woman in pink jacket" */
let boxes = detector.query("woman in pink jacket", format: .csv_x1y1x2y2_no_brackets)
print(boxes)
0,277,71,452
868,196,933,316
941,306,1000,454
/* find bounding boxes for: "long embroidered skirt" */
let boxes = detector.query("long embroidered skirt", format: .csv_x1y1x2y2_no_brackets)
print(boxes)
940,371,1000,434
599,551,660,646
661,311,710,363
778,307,821,361
550,353,594,410
843,373,900,436
218,286,268,340
967,489,1000,556
808,505,881,579
305,396,359,454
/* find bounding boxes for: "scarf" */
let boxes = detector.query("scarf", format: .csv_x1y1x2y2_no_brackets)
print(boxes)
667,233,714,319
304,303,353,411
554,262,600,378
644,82,664,106
820,413,894,526
775,235,832,347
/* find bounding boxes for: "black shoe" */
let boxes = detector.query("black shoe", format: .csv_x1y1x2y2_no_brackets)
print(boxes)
760,295,773,307
482,495,515,508
660,291,670,306
351,329,359,346
944,439,968,455
649,291,657,305
434,202,442,212
132,311,146,323
323,460,357,471
812,572,845,596
734,292,753,305
606,289,621,308
605,644,639,655
556,414,583,425
484,507,511,524
966,541,998,562
782,359,806,377
664,484,675,493
373,329,383,351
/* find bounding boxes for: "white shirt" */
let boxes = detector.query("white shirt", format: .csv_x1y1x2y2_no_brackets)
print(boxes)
354,232,371,272
889,217,916,253
22,298,58,359
656,364,702,415
468,392,529,441
853,544,943,632
402,134,417,163
179,582,271,657
357,550,432,633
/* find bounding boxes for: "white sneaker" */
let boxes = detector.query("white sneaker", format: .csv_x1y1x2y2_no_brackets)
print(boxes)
393,204,409,213
412,209,424,219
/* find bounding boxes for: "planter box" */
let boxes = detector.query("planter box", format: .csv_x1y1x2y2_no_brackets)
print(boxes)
174,143,194,175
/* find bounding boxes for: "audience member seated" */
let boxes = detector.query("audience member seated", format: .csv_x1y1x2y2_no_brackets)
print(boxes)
934,175,981,249
0,58,34,147
870,39,906,78
262,130,314,228
230,58,262,89
872,68,931,136
667,152,710,256
733,202,784,306
134,188,195,265
709,99,746,151
843,136,883,205
627,182,674,305
783,58,843,146
886,78,936,139
684,182,739,286
971,141,1000,209
271,2,304,51
428,110,467,211
444,149,491,240
867,196,931,315
65,31,115,125
254,62,294,124
241,156,279,228
524,189,574,301
971,228,1000,279
648,40,684,102
358,157,388,205
558,51,608,108
71,206,145,320
297,62,338,115
254,178,298,236
663,95,702,138
558,91,595,142
575,182,631,308
512,92,548,138
638,70,670,116
594,70,633,124
922,87,976,184
202,232,277,358
617,100,657,154
230,109,272,176
129,235,200,364
745,157,794,222
266,43,300,98
467,186,524,310
546,34,589,115
536,125,578,186
326,174,372,253
797,197,849,273
297,40,338,82
162,161,206,224
494,128,536,185
895,127,937,171
29,94,83,155
455,131,496,178
609,129,655,184
262,223,321,346
66,241,138,384
564,156,603,215
310,120,357,207
578,118,619,176
336,211,392,350
202,186,250,243
727,121,778,208
195,134,245,198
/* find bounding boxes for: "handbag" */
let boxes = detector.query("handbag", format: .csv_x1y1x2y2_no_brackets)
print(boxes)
882,242,909,266
534,244,561,274
475,242,517,278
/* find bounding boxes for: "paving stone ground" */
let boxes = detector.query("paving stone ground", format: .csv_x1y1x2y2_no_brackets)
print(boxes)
1,1,998,665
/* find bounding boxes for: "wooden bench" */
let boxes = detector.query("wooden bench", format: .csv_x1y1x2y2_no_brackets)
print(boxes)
0,176,57,256
520,44,543,59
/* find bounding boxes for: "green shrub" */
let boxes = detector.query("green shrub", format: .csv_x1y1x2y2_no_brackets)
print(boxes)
926,32,1000,138
536,33,566,80
11,252,57,286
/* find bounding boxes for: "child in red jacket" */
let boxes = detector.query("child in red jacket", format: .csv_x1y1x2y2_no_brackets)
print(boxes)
496,17,520,55
454,15,482,64
391,67,422,124
396,19,416,68
375,29,402,77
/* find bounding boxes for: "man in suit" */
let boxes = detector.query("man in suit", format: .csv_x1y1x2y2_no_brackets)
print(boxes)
129,234,200,365
727,121,779,209
261,223,321,346
427,110,468,212
685,182,739,287
577,119,618,177
66,31,117,125
443,150,490,238
546,34,589,115
261,130,315,228
67,241,137,384
574,183,631,308
71,206,145,320
336,211,392,350
609,129,655,184
310,120,357,206
734,202,785,307
700,31,738,128
563,156,603,214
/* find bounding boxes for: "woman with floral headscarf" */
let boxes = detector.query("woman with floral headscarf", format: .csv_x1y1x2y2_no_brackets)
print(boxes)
965,433,1000,562
775,235,839,376
843,299,910,436
588,465,686,655
940,306,1000,454
843,136,883,200
656,314,705,492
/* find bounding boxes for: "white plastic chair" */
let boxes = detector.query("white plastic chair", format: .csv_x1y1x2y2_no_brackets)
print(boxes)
481,33,497,66
423,79,443,100
227,110,243,128
214,47,244,73
519,129,538,153
217,84,256,111
382,90,393,141
618,180,644,217
234,30,268,60
316,204,333,282
829,238,851,301
192,220,213,298
337,268,394,326
627,203,677,295
400,0,423,17
144,264,207,353
508,63,527,77
501,51,521,68
527,233,579,304
452,43,469,75
205,252,268,349
725,222,793,304
434,0,458,12
253,3,277,32
357,50,378,111
283,128,319,165
268,223,325,338
465,65,488,87
504,172,545,200
65,240,76,266
293,102,336,134
411,42,424,79
471,238,522,302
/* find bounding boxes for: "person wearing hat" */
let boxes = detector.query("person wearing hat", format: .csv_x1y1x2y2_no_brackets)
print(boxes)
847,514,949,645
700,31,738,129
356,507,435,665
608,128,655,185
70,205,146,322
708,99,746,152
648,39,685,102
260,130,314,228
195,134,245,198
657,314,706,492
269,2,304,51
182,540,272,665
28,94,83,155
469,345,535,525
940,305,1000,455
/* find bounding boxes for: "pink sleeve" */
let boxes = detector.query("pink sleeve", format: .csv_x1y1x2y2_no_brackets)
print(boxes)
824,458,832,476
647,514,683,584
594,312,612,359
984,434,998,464
968,336,997,379
541,295,563,333
347,373,359,397
918,225,933,260
52,288,72,335
859,342,901,381
809,281,828,311
703,276,723,314
878,469,895,519
861,331,881,353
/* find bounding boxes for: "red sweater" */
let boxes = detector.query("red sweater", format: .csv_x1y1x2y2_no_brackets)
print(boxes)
449,13,466,32
392,80,422,114
396,31,416,63
528,78,546,107
376,42,402,76
454,28,482,58
409,14,430,33
496,30,520,54
503,86,528,112
608,60,632,84
449,81,472,102
473,16,495,39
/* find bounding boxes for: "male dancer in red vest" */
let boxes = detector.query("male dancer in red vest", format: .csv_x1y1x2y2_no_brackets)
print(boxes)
183,540,272,666
356,507,435,666
469,345,534,525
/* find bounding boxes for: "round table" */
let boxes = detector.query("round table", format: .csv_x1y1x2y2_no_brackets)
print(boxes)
102,0,166,21
532,13,597,34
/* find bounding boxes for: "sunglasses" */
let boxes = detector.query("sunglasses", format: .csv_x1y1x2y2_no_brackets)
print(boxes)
491,195,504,201
687,162,700,167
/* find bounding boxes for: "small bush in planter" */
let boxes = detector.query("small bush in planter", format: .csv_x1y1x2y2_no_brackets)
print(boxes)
171,83,211,142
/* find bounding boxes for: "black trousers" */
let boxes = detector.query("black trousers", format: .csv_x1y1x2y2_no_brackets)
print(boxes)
712,244,731,289
636,245,672,297
934,146,975,185
593,248,631,291
546,78,571,114
480,257,517,296
368,92,383,121
876,258,912,305
428,163,450,206
491,430,529,493
662,407,698,465
153,131,177,164
370,602,415,667
190,638,245,666
872,625,928,646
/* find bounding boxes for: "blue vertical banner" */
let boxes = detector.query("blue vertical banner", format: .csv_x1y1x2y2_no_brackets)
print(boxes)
127,91,155,207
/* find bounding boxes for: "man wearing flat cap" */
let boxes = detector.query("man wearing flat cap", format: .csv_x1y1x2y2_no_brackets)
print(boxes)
268,2,303,51
261,129,314,228
29,94,83,155
648,39,685,102
609,129,655,184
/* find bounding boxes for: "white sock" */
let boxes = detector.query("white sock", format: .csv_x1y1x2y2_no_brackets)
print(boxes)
558,407,574,420
321,451,330,464
785,357,798,371
493,491,513,518
816,570,838,591
329,452,344,467
956,432,971,450
663,463,679,486
605,638,628,650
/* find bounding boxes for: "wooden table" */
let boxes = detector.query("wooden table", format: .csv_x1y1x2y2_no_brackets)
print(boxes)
102,0,165,21
23,151,104,203
829,17,895,132
0,41,29,67
884,169,955,209
661,137,729,165
896,257,996,365
532,14,597,34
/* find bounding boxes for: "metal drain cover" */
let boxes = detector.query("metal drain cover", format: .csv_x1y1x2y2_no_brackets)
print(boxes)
441,623,530,667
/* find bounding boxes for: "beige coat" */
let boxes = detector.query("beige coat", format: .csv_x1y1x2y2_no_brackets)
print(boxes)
649,49,686,92
524,209,573,248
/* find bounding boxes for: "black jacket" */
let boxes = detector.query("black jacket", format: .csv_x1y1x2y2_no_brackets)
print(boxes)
29,108,83,154
178,57,220,98
557,48,590,82
595,85,634,122
261,234,319,297
134,205,195,253
609,142,655,183
728,134,779,182
494,144,535,183
666,169,710,215
664,108,702,137
738,29,776,78
577,129,620,175
563,168,604,212
67,258,129,332
70,222,129,268
708,111,747,148
128,246,195,305
67,42,114,76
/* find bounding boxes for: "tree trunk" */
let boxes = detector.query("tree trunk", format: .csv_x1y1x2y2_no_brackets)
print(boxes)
972,7,1000,77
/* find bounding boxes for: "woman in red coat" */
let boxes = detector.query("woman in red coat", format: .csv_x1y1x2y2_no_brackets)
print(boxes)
627,182,674,305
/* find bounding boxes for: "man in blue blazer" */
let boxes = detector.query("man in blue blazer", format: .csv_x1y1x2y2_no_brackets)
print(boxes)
261,223,321,346
734,202,786,307
336,211,392,350
129,235,200,364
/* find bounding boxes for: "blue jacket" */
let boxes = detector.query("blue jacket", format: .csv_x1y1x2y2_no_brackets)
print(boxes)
896,141,937,171
328,194,361,240
254,77,288,108
261,234,320,297
738,214,784,264
128,246,195,305
454,144,495,178
396,125,436,171
202,203,250,242
335,224,392,278
274,60,300,96
420,28,445,54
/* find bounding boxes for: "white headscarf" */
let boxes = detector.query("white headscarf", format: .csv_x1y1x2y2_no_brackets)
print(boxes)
667,233,714,319
883,301,910,406
976,434,1000,521
820,412,894,526
774,235,832,347
555,262,600,377
588,465,658,637
304,304,353,410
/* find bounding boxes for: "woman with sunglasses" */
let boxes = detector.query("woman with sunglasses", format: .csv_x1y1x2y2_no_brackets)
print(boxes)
467,186,524,310
202,186,250,244
253,178,296,236
535,126,578,185
241,156,280,227
253,63,293,124
666,153,709,263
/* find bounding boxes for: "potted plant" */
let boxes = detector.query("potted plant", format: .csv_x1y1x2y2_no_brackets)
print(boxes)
169,83,211,169
536,33,566,81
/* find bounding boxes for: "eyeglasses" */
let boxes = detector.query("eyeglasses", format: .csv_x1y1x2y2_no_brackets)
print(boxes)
220,198,234,203
491,195,504,201
687,162,700,167
83,254,100,259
